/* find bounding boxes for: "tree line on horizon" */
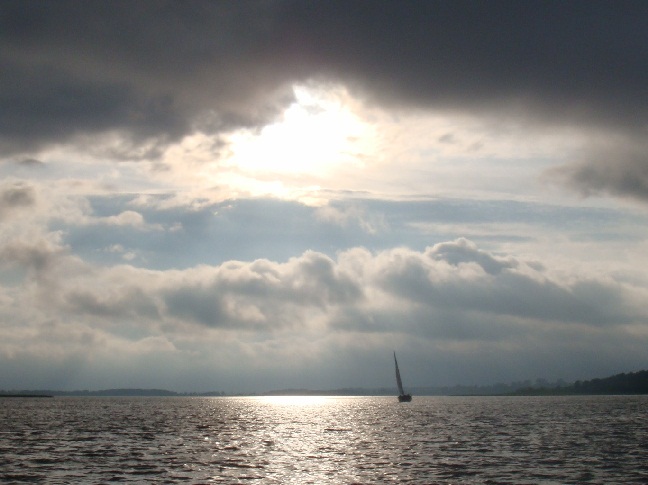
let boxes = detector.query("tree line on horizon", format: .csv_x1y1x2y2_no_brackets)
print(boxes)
2,370,648,397
512,370,648,396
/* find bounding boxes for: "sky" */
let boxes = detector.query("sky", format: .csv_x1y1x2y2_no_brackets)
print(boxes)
2,1,648,393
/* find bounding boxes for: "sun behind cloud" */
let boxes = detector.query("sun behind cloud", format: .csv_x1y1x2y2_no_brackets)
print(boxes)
136,84,376,206
223,85,373,179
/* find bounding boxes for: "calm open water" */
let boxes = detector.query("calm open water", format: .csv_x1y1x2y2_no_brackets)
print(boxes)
1,395,647,484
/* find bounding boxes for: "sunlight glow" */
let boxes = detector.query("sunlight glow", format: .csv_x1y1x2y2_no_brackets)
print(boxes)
154,82,577,206
224,85,371,178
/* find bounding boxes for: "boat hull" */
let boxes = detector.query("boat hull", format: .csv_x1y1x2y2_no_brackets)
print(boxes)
398,394,412,402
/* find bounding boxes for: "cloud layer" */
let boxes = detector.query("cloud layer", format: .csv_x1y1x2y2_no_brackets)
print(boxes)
3,2,648,392
2,228,647,391
3,1,648,199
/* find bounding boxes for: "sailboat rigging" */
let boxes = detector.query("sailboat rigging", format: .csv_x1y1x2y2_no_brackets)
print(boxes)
394,351,412,402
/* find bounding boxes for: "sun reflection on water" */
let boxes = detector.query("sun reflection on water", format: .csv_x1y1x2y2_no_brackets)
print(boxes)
253,395,334,407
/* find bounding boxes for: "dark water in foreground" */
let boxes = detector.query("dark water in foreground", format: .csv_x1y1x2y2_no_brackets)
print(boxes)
1,395,647,484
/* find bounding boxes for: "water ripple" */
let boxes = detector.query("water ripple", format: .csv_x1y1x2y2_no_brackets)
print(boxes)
1,395,648,483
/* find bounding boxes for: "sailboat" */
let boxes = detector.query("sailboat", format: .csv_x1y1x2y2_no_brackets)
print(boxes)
394,351,412,402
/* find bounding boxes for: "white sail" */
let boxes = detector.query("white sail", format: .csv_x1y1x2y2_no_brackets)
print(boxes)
394,351,405,395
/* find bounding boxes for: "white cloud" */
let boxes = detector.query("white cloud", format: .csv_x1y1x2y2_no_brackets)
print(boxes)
102,210,145,227
2,237,647,391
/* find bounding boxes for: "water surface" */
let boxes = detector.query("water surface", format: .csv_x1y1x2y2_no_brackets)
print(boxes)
1,395,647,483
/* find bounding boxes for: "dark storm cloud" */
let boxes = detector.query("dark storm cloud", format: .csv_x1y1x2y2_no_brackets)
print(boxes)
2,1,648,197
0,0,298,155
288,1,648,123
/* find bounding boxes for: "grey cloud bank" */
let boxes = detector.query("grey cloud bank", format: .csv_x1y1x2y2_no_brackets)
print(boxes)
2,1,648,199
2,235,646,392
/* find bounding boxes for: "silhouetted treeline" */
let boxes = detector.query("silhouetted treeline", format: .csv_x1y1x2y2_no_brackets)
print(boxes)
571,370,648,394
514,370,648,395
4,370,648,397
414,378,569,396
0,394,53,398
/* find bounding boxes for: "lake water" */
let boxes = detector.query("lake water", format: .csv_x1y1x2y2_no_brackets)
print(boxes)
1,395,647,484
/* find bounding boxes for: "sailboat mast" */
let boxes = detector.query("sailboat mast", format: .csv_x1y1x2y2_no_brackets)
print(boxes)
394,351,405,395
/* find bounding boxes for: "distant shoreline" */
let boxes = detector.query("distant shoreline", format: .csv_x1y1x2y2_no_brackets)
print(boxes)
2,369,647,398
2,391,648,398
0,394,53,398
